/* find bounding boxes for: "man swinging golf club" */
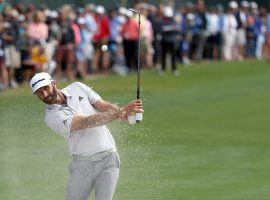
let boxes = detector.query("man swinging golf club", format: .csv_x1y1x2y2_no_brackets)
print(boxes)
30,72,143,200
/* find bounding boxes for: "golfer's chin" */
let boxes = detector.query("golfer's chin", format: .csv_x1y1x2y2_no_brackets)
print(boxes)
42,97,55,105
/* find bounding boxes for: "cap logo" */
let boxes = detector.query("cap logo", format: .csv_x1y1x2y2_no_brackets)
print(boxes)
32,78,45,88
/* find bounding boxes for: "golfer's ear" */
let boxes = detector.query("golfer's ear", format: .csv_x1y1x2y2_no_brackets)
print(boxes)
51,80,56,86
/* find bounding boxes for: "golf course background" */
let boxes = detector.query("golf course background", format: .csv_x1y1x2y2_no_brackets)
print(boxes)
1,60,270,200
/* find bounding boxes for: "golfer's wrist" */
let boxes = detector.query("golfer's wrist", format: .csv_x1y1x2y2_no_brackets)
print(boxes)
118,107,127,120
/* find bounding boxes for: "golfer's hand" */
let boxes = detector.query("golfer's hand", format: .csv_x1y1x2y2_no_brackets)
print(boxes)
120,99,144,120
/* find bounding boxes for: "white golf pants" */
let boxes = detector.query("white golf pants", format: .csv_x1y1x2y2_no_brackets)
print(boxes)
66,152,120,200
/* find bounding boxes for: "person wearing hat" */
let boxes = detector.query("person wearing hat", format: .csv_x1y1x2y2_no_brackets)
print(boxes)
121,10,139,72
222,1,238,60
92,5,110,74
55,5,75,80
159,6,180,76
235,1,249,60
30,72,144,200
76,17,93,79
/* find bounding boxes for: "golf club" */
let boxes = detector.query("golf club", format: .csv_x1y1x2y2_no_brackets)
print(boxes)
129,8,143,123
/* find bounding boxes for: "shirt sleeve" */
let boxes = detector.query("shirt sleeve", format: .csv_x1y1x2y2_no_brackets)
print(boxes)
45,111,74,139
75,82,101,104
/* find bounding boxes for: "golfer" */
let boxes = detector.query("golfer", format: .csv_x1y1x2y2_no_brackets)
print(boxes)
30,72,144,200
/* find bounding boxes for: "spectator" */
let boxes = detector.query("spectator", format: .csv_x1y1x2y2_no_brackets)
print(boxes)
262,9,270,59
216,4,225,60
30,41,47,72
92,5,110,74
178,5,193,65
27,10,48,44
83,4,97,46
25,4,36,22
27,10,48,72
159,6,180,76
206,6,221,60
0,15,8,90
246,15,256,58
84,4,97,37
235,1,249,60
17,14,33,82
136,3,154,68
55,5,75,80
147,4,162,68
121,10,139,72
70,12,81,47
83,4,97,74
2,7,21,88
44,10,59,75
108,7,126,71
76,17,92,79
189,2,207,61
255,7,266,59
222,1,238,61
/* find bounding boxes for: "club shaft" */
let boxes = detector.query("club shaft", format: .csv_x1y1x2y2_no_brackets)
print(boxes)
136,13,141,100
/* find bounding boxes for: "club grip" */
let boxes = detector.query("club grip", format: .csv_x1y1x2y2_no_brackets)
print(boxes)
128,115,136,124
128,113,143,124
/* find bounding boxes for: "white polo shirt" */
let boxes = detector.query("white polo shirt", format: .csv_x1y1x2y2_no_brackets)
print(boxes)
45,82,116,156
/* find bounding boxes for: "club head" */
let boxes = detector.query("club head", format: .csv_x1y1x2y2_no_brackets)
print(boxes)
128,8,141,14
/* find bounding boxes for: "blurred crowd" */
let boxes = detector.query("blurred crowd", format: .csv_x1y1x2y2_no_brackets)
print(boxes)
0,1,270,91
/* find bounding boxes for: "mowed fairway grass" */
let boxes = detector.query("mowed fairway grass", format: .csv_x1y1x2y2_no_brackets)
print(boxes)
1,60,270,200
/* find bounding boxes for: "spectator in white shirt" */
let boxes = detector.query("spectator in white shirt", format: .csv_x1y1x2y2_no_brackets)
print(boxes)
206,6,220,59
235,1,249,60
222,1,238,61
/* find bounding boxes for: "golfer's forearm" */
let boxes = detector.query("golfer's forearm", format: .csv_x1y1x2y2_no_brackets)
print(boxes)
71,109,122,131
99,103,119,112
93,100,120,112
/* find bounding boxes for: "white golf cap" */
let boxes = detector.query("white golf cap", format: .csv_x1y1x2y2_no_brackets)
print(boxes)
241,1,249,7
30,72,53,94
163,6,174,18
77,17,86,25
119,7,127,15
229,1,238,9
50,10,58,18
96,5,105,14
250,1,258,9
187,13,195,21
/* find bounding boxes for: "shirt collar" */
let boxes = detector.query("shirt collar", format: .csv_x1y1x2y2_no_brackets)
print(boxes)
46,103,61,111
61,88,72,99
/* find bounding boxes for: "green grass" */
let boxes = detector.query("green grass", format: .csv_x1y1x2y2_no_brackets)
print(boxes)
1,60,270,200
